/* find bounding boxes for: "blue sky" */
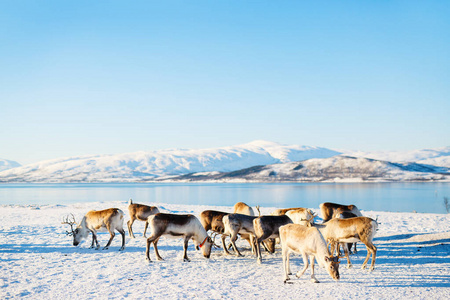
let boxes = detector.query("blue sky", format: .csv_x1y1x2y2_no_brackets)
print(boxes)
1,1,449,165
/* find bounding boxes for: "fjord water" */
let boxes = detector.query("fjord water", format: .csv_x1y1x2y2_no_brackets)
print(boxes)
1,182,449,213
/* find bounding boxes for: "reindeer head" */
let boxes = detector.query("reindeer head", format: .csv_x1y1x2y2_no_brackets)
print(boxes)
62,214,77,236
62,214,86,246
198,236,213,258
324,255,340,281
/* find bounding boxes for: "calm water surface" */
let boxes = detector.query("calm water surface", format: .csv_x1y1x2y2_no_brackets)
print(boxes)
0,182,449,213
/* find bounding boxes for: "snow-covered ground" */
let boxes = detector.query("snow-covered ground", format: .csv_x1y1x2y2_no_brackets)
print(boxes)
1,201,449,299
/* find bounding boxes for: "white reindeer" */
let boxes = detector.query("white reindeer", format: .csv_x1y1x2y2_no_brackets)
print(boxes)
280,224,340,283
145,213,213,262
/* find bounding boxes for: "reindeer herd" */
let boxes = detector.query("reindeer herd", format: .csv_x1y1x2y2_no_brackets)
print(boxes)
62,199,378,283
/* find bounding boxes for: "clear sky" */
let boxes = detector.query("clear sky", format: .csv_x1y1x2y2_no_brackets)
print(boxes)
1,1,449,165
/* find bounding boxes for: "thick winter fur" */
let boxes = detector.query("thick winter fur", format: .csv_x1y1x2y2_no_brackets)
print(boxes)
233,202,255,216
280,224,340,283
332,208,359,254
145,213,212,262
285,208,315,226
199,210,229,251
127,199,160,238
271,207,307,216
315,217,378,270
72,208,125,251
222,213,260,256
320,202,362,222
253,215,293,263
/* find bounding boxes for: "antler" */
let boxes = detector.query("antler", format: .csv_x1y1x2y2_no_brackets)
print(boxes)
256,205,261,217
210,232,221,249
61,213,77,236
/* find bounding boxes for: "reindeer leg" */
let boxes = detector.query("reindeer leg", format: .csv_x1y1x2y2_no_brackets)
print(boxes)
183,236,191,262
296,253,309,279
230,232,243,257
118,229,126,251
127,218,135,238
369,244,377,271
362,242,377,271
310,256,319,283
146,234,161,262
342,243,352,268
222,234,231,255
91,231,100,250
143,221,149,238
282,247,291,283
103,225,116,250
153,238,163,261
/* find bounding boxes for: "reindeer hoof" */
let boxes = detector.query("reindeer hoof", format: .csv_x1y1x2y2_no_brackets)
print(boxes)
183,258,191,262
347,264,353,269
361,265,367,270
284,279,293,285
119,247,125,251
311,278,320,283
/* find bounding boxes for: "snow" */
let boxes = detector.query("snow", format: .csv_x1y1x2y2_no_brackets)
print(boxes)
1,201,449,299
0,141,340,182
0,159,21,172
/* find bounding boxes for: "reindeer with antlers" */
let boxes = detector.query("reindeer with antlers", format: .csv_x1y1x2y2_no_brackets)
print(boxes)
62,208,126,251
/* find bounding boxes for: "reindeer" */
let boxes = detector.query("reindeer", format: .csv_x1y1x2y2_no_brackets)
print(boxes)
127,199,160,238
280,223,340,283
320,202,362,222
62,208,125,251
199,210,228,250
222,213,261,256
313,217,378,270
253,215,293,264
228,202,257,252
145,213,213,262
331,207,359,254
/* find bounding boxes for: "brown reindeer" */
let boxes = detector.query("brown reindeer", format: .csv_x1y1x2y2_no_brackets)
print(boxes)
127,199,160,238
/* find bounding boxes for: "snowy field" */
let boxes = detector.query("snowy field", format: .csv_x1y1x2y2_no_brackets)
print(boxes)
1,201,449,299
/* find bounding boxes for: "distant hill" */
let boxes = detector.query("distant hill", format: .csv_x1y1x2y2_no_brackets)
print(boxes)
0,141,340,182
1,141,449,183
164,156,450,182
0,159,21,172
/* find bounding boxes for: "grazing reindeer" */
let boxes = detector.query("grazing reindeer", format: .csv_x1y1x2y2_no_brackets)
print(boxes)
199,210,229,250
280,224,340,283
253,215,293,264
314,217,378,270
62,208,126,251
127,199,160,238
320,202,362,222
145,213,213,262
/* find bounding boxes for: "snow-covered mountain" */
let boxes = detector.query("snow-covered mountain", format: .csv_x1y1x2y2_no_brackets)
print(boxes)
0,141,340,182
0,159,21,172
344,147,450,167
1,141,449,183
167,156,450,182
